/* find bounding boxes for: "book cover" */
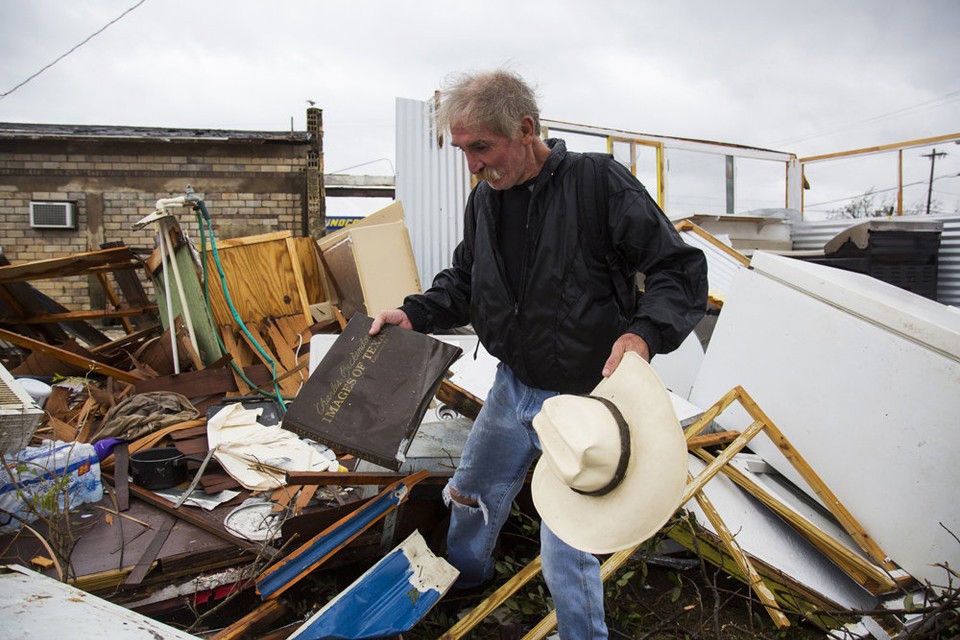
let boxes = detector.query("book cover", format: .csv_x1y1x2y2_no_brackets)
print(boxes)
282,314,463,471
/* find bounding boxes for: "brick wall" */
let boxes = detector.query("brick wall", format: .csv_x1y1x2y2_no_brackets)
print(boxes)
0,136,311,314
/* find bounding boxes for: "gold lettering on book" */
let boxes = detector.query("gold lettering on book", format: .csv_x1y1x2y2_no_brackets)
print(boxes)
316,330,389,424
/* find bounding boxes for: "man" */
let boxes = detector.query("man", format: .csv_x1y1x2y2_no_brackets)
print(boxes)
370,70,707,638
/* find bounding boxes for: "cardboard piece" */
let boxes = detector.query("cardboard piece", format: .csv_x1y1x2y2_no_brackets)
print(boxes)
282,315,462,471
318,202,421,318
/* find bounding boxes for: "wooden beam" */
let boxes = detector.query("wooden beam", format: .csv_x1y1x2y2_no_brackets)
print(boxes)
2,306,159,324
0,327,146,383
285,470,453,485
0,245,144,284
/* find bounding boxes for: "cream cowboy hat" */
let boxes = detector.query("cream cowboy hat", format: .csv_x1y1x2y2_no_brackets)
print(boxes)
531,351,687,554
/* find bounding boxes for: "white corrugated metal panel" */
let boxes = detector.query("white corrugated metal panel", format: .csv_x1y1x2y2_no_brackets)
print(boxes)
792,215,960,307
678,229,747,303
937,216,960,308
395,97,472,288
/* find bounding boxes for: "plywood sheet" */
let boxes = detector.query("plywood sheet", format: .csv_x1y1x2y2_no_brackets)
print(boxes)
203,232,326,327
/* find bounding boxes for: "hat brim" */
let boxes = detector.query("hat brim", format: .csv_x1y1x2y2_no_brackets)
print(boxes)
531,352,687,554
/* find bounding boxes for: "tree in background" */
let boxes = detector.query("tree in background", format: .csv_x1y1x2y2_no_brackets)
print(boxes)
829,188,941,219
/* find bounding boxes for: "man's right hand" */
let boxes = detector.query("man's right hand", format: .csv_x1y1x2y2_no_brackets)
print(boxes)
369,309,413,335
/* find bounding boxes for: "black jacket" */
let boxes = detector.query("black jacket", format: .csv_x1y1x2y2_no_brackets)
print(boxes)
403,138,708,394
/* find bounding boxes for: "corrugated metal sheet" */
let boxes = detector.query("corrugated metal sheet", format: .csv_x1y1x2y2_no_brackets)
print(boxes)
395,97,471,288
791,215,960,307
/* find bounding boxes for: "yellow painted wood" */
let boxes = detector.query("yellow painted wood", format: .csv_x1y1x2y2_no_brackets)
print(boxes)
736,388,896,571
439,556,543,640
692,474,790,628
691,446,897,594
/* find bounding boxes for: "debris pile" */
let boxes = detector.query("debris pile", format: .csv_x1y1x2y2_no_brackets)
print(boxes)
1,194,957,639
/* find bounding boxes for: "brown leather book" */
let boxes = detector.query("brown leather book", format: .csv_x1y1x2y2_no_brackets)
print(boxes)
282,314,462,471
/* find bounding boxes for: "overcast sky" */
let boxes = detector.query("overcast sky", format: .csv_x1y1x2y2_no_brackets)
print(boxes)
1,0,958,217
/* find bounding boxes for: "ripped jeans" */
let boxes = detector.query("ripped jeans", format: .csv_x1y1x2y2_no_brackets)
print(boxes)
444,363,608,639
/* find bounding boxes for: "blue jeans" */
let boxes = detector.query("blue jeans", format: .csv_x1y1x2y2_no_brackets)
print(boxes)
444,363,608,639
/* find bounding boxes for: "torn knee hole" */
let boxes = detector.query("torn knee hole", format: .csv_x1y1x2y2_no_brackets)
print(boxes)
447,486,479,507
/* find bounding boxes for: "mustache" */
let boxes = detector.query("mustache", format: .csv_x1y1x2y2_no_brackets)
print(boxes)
475,167,502,182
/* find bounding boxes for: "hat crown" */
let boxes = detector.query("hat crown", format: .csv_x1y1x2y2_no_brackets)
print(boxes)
530,352,688,554
535,395,625,494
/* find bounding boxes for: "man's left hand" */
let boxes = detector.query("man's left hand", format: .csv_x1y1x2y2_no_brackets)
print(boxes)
602,333,650,377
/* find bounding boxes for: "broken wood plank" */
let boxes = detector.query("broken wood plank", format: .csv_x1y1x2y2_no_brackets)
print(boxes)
686,430,741,449
74,396,101,443
114,442,130,512
271,314,311,353
124,513,176,585
240,321,300,398
0,246,146,284
102,472,265,555
1,306,160,324
0,254,107,346
45,414,77,442
220,325,255,395
436,379,484,421
131,364,272,396
293,485,317,516
100,240,157,331
285,470,453,485
95,271,135,335
0,328,146,383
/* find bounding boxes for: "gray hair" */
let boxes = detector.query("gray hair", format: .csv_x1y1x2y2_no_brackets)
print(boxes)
436,70,541,138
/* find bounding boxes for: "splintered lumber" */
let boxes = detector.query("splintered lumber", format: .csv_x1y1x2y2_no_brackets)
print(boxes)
0,246,145,283
104,473,263,555
285,470,454,485
131,364,273,397
240,321,301,398
219,324,256,394
124,513,176,585
7,306,159,324
0,328,146,383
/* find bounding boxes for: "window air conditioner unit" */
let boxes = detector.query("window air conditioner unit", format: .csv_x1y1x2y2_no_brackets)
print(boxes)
29,201,76,229
0,364,44,455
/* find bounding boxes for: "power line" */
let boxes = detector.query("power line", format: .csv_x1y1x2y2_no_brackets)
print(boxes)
803,173,959,209
0,0,148,101
769,88,960,148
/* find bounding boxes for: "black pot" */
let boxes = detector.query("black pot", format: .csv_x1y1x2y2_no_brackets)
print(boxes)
129,447,198,490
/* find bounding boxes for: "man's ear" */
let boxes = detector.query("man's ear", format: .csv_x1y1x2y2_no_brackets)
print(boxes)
518,115,538,143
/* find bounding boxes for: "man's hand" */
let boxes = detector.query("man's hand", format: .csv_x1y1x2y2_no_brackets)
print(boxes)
369,309,413,335
602,333,650,377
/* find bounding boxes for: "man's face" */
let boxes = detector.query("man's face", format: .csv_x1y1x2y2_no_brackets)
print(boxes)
450,122,530,190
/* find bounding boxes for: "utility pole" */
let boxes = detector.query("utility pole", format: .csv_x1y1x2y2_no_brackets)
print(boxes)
922,148,947,215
